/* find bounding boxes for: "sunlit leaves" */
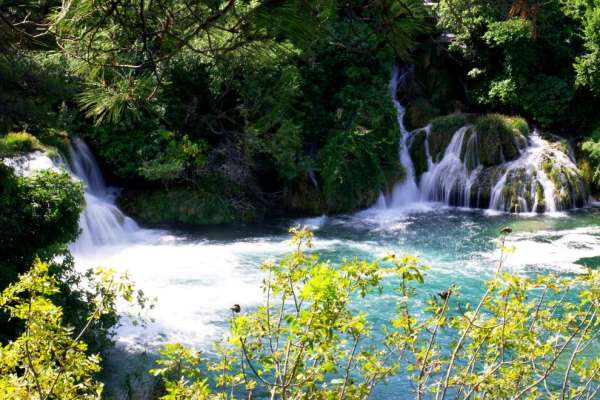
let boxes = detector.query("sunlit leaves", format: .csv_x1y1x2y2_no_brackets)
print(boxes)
0,260,142,400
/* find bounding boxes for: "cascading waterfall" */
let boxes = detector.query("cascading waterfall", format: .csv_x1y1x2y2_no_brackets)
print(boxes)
3,138,140,251
419,126,482,207
68,138,139,252
376,65,419,209
379,67,589,214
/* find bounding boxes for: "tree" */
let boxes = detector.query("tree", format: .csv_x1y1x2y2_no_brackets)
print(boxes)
153,228,600,399
0,260,140,400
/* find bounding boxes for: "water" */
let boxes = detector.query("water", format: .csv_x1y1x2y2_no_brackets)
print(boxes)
385,65,420,207
6,138,600,397
82,206,600,397
380,68,588,214
68,138,140,252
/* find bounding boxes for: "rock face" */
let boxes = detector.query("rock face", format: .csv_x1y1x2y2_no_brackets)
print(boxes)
391,112,589,213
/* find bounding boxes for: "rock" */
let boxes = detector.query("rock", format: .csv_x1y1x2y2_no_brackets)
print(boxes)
428,113,469,162
475,114,528,167
408,129,429,182
118,186,258,227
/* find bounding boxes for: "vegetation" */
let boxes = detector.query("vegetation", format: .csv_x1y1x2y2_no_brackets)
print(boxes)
2,1,600,398
0,261,140,400
1,228,598,399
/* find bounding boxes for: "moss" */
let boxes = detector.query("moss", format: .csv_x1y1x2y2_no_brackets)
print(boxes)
0,132,44,157
540,154,589,209
405,98,439,131
469,166,505,208
475,114,525,166
283,173,326,215
428,113,468,162
38,129,72,158
504,116,529,138
408,130,429,182
459,127,480,171
118,183,258,227
535,181,545,213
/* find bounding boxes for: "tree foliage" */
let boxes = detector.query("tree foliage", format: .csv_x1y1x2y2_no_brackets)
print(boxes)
0,260,140,400
151,228,600,399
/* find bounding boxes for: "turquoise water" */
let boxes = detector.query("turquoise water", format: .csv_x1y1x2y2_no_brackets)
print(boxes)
76,206,600,397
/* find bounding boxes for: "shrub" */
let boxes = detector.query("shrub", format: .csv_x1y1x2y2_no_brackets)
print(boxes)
0,165,84,282
0,131,44,157
0,261,141,400
151,228,600,399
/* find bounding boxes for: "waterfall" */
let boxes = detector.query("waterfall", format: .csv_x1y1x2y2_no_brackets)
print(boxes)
378,67,589,214
67,138,139,252
387,65,420,207
419,126,481,206
3,138,140,251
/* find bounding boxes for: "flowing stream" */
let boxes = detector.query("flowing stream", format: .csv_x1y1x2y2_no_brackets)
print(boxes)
5,69,600,397
57,136,600,398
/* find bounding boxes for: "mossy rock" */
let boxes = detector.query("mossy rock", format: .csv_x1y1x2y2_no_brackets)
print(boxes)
469,166,505,208
118,186,258,227
501,167,537,212
283,172,327,215
405,98,439,131
542,154,589,209
428,113,469,162
459,127,480,171
408,130,429,182
0,132,44,157
475,114,528,167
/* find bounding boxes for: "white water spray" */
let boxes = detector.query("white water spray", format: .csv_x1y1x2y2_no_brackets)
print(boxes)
385,65,420,208
67,138,140,252
377,67,588,214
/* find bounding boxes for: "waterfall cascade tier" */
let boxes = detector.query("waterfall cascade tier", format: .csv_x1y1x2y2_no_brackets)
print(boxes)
3,138,139,251
378,67,589,214
69,138,139,251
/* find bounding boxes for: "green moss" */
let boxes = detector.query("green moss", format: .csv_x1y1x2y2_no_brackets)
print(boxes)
475,114,525,166
428,113,468,162
405,98,439,131
38,129,72,158
540,154,589,209
118,182,258,227
504,116,529,138
469,166,505,207
535,181,545,213
283,173,326,215
408,130,429,182
0,132,44,157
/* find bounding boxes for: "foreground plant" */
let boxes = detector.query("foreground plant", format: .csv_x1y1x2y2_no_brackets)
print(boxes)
154,228,600,399
0,261,141,400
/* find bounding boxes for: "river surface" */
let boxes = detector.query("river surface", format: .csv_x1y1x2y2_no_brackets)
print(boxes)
72,204,600,398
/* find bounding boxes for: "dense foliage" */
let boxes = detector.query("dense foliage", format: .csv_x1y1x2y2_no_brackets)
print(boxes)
0,261,139,400
0,164,83,289
434,0,600,131
1,0,429,223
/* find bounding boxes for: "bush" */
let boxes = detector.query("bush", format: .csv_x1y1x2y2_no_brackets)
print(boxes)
151,228,600,399
0,131,44,157
0,260,140,400
0,165,84,282
118,179,257,227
